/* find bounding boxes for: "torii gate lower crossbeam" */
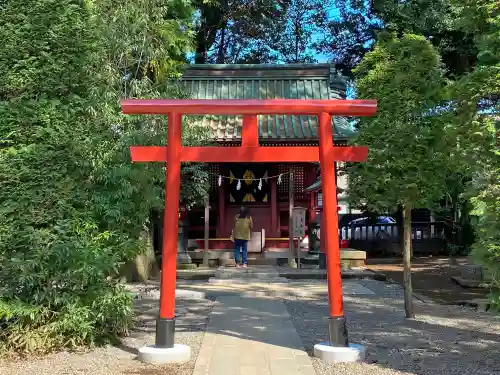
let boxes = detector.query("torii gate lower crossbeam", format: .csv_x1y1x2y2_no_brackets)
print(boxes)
121,99,376,353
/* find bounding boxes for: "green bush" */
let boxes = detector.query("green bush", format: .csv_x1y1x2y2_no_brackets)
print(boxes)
471,148,500,311
450,1,500,311
0,1,134,353
0,0,198,354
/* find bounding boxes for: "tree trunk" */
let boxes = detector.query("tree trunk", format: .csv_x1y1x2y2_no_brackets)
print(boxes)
396,205,404,255
194,1,226,63
216,26,226,63
194,29,208,63
294,23,300,63
402,204,415,318
135,228,160,281
120,226,159,282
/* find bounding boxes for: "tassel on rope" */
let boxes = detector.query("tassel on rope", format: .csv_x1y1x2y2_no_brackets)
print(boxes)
277,174,282,185
258,178,262,190
236,179,241,190
218,175,222,187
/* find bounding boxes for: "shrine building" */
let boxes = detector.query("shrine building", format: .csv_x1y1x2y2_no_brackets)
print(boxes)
182,64,354,250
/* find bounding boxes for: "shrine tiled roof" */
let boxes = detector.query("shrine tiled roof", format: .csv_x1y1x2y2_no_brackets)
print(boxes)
303,179,344,194
181,64,356,142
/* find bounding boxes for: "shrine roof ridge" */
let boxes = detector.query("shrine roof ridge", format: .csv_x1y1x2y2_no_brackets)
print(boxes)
183,64,346,80
120,99,377,117
185,63,334,70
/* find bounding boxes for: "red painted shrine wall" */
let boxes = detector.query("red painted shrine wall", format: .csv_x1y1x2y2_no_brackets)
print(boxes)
187,162,317,243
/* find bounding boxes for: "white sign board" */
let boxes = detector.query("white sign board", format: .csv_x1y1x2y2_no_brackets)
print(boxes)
292,207,307,238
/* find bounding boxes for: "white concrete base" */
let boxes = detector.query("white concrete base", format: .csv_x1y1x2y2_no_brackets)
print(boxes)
138,344,191,364
313,342,365,363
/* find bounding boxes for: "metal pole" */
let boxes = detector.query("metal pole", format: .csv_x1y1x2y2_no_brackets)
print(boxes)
297,237,301,269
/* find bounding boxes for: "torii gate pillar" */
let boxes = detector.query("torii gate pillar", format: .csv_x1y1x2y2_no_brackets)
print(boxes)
121,98,376,361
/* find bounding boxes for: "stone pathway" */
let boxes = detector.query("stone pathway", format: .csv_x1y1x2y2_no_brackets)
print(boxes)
193,296,316,375
192,266,377,375
183,266,375,299
193,266,315,375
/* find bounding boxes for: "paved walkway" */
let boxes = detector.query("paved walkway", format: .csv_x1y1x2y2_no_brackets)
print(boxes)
193,296,316,375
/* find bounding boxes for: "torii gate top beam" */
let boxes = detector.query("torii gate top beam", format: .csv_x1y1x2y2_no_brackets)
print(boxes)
121,99,377,116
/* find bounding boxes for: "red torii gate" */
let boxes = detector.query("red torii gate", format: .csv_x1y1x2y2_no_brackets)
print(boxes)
121,98,377,350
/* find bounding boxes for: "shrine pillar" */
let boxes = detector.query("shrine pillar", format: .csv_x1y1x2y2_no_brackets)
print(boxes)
157,112,182,348
217,166,226,237
318,112,348,347
270,165,279,236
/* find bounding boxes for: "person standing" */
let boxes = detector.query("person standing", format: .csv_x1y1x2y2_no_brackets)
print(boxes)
231,206,253,268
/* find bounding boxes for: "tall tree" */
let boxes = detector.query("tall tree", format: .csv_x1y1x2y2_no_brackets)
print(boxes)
372,0,478,78
265,0,323,63
315,0,381,78
89,0,210,281
0,0,128,353
315,0,478,79
449,0,499,307
193,0,289,63
347,33,450,318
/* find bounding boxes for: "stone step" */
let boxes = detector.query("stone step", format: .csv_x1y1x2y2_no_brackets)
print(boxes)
215,268,279,274
451,276,491,289
239,289,316,298
216,265,278,271
208,277,289,284
214,272,280,278
214,267,280,279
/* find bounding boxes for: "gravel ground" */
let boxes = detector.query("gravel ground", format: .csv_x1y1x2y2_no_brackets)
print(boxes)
0,283,214,375
285,279,500,375
367,257,490,305
2,278,499,375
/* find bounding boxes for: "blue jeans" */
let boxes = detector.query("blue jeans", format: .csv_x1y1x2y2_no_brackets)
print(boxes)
234,239,248,265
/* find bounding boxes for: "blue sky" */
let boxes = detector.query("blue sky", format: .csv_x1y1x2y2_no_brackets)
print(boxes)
312,6,341,63
187,4,369,98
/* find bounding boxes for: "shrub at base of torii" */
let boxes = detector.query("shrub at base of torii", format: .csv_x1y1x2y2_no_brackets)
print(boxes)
347,33,450,317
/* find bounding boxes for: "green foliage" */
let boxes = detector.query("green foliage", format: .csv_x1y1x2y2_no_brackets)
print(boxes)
347,33,450,212
263,0,322,63
0,0,129,354
450,0,500,308
0,0,203,354
192,0,323,64
315,0,478,79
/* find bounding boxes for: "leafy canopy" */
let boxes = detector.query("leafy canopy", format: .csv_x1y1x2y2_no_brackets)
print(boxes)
450,0,500,304
347,33,450,211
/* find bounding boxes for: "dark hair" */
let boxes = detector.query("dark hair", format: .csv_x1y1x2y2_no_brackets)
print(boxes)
239,206,249,219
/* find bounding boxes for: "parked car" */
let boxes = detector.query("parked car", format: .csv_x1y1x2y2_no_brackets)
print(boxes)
343,216,396,240
301,215,425,249
343,216,423,241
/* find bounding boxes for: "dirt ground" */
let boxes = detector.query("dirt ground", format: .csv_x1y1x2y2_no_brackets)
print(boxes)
367,256,491,305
